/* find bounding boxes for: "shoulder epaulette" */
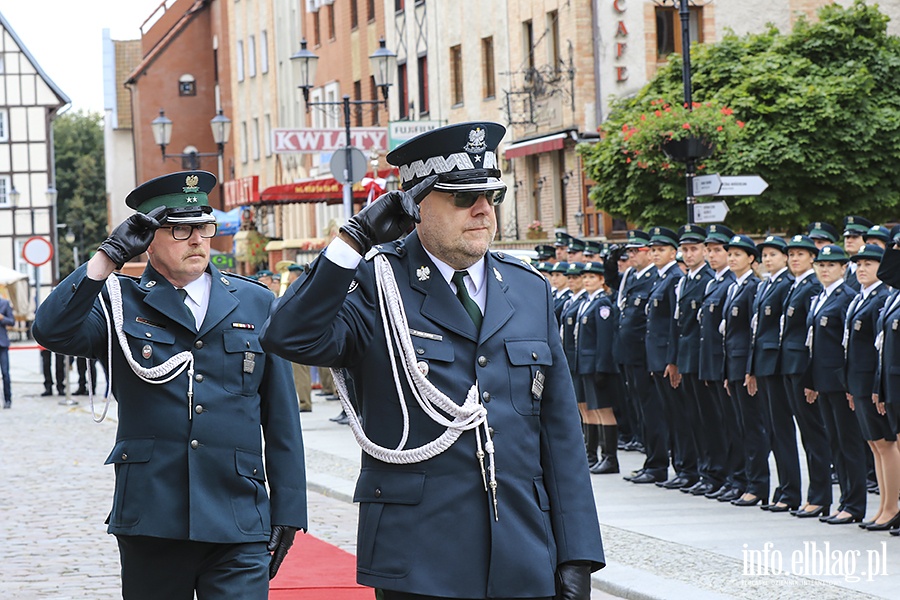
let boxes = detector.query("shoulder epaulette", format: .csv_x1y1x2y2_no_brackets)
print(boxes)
221,272,270,289
364,240,405,261
114,272,141,282
491,251,542,277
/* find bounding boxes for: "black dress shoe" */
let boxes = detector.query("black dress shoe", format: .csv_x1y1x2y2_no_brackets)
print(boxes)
329,410,348,422
73,388,88,396
865,512,900,531
890,529,900,536
732,495,762,507
705,486,727,499
717,488,742,503
689,482,715,496
622,469,644,482
827,514,863,525
795,506,829,519
41,390,53,397
631,471,666,484
682,481,707,495
767,503,798,513
656,476,685,489
590,457,619,474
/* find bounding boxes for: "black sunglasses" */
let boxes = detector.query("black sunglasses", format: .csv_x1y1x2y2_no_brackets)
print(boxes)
448,188,506,208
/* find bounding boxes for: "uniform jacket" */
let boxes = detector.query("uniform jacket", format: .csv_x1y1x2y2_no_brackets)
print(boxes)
560,292,585,375
574,291,619,376
260,232,604,598
722,272,760,382
874,290,900,403
845,283,890,399
779,274,822,376
844,264,860,292
554,288,573,323
618,265,657,366
748,269,793,377
674,264,714,375
698,270,736,382
645,263,683,373
0,298,14,347
803,282,853,393
32,262,307,543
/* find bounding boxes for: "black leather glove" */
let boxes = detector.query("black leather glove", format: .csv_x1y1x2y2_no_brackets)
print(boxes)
339,175,438,254
267,524,298,580
98,206,167,268
554,561,591,600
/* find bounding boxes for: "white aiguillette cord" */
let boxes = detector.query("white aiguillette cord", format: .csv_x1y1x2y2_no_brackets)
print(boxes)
88,275,195,423
332,253,499,520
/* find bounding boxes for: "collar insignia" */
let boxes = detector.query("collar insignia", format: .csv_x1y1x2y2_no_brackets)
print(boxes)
416,266,431,281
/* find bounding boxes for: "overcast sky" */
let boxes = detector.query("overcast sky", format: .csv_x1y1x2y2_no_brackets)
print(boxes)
0,0,163,113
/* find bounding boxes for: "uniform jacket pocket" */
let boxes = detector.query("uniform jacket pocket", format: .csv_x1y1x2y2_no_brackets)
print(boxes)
505,339,552,415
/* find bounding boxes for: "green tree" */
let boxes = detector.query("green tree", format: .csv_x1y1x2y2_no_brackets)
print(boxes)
579,1,900,233
54,110,107,276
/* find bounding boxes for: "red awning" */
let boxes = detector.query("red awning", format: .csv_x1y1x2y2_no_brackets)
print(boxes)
503,132,568,158
260,177,366,205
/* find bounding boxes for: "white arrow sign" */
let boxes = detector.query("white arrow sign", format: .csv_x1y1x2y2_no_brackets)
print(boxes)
717,175,769,196
693,174,722,197
694,201,729,224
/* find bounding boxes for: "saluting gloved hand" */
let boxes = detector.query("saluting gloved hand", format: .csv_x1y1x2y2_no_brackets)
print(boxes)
267,524,298,580
339,175,438,254
554,561,591,600
98,206,167,268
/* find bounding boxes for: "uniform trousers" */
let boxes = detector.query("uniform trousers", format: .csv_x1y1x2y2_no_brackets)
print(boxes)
654,372,697,480
716,380,746,491
614,371,637,444
620,366,643,445
729,379,770,498
782,374,832,506
41,349,65,393
759,375,801,507
117,535,269,600
625,364,667,475
683,375,727,487
292,363,312,411
817,390,867,517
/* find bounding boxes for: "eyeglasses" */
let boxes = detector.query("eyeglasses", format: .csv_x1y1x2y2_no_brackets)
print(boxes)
448,188,506,208
161,223,218,240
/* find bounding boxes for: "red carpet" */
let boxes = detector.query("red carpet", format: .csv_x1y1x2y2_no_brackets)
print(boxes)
270,533,372,599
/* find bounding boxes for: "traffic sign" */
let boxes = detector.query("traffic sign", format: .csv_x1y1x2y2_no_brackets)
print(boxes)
693,201,729,224
693,174,722,197
717,175,768,196
330,146,368,184
22,236,53,267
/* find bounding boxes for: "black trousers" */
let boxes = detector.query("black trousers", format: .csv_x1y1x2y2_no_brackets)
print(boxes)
817,390,867,517
717,380,745,490
685,376,727,487
625,364,667,474
117,535,269,600
40,349,65,392
730,378,770,498
760,375,801,506
654,372,697,479
782,374,832,506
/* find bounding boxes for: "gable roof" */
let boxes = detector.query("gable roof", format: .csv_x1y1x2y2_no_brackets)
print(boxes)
0,10,71,108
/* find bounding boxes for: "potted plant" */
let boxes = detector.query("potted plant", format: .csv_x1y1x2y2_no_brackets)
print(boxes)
526,220,545,239
616,99,744,167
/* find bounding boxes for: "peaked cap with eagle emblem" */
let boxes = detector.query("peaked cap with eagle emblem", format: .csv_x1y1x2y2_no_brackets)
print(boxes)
125,170,217,224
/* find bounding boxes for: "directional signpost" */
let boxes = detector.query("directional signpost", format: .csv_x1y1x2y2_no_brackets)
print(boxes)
717,175,768,196
692,174,722,197
693,201,729,224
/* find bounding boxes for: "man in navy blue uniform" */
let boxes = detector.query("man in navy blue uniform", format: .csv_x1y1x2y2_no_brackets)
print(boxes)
673,225,720,496
32,171,307,599
261,122,603,600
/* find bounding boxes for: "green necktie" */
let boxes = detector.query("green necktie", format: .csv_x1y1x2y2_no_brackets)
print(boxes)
451,270,482,330
176,288,193,322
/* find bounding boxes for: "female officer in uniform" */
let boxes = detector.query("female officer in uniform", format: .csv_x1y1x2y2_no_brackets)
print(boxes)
850,245,900,531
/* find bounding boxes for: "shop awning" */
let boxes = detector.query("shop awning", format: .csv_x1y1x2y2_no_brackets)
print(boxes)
259,171,394,205
503,132,569,158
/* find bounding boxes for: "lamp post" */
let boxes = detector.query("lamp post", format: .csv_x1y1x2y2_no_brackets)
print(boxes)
291,38,397,221
151,109,232,170
574,211,585,237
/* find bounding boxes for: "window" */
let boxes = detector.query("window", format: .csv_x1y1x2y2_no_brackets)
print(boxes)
482,37,495,99
367,0,376,22
523,20,534,71
264,114,272,157
327,4,335,40
417,55,429,115
369,76,381,125
260,31,269,74
313,11,321,46
547,10,560,71
178,74,196,96
252,118,260,160
0,110,7,142
248,35,257,77
236,41,244,82
395,0,405,12
397,63,409,119
450,45,463,106
351,0,359,29
354,80,363,126
240,121,248,163
0,175,10,207
656,6,702,59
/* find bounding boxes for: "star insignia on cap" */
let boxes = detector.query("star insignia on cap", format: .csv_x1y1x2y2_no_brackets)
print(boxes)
416,266,431,281
473,154,482,162
186,196,198,203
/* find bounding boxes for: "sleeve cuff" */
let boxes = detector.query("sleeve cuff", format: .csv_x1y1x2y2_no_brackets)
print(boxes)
324,237,363,270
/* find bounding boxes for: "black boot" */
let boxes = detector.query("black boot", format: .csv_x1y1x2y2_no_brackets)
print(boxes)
585,424,600,468
591,425,620,474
